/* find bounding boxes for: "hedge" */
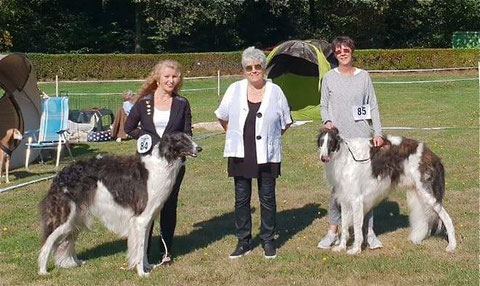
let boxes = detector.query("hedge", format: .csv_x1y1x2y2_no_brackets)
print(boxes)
26,49,479,81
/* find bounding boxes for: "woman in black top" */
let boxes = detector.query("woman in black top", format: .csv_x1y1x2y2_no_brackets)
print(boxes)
215,47,292,259
125,60,192,264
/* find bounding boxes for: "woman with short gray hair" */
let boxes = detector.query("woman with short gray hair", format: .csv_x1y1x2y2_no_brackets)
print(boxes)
215,47,292,260
241,47,267,70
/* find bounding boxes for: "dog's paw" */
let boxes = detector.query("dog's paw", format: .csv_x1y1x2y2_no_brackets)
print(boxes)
137,271,150,277
446,244,456,253
332,245,345,252
38,269,49,275
347,247,361,255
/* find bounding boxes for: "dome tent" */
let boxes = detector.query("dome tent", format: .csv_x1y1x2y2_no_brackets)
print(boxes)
266,39,337,120
0,53,42,169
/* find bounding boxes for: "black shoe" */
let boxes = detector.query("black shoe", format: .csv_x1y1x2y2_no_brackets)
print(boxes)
229,241,251,259
263,242,276,259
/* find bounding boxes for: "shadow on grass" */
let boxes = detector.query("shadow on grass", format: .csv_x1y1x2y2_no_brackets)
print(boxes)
77,238,127,261
274,203,326,248
76,204,325,263
372,199,410,235
71,143,100,157
151,203,325,261
10,170,55,179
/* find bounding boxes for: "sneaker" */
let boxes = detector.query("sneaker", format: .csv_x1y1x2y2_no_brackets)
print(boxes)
229,241,251,259
116,137,122,143
317,232,338,249
367,232,383,249
263,242,277,259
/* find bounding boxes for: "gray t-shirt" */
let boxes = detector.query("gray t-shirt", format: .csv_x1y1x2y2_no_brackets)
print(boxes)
320,68,382,139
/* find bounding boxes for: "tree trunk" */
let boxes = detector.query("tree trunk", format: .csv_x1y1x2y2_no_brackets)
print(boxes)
134,3,141,53
309,0,316,27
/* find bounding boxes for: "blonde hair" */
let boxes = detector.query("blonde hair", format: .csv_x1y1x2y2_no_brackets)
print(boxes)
136,60,184,101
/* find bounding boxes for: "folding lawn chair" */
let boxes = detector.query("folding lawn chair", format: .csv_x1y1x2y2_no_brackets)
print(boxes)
25,96,73,169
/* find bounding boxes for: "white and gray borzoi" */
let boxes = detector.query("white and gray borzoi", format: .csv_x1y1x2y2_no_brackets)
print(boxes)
317,127,456,255
38,132,201,277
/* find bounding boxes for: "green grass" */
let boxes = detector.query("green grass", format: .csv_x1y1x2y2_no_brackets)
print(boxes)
1,71,478,285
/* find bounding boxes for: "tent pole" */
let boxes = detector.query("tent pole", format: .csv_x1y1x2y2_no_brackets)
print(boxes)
55,75,58,97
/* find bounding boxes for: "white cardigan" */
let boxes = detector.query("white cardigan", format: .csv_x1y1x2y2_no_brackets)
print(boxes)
214,79,292,164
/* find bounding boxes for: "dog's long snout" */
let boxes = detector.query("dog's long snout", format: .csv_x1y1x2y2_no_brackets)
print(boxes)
320,155,330,163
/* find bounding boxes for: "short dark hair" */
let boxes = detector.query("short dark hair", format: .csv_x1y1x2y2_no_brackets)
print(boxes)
332,36,355,53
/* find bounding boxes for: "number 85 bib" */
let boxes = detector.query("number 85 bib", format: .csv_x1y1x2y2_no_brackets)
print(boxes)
352,104,371,121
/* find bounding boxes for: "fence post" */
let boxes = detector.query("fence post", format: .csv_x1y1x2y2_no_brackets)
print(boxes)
55,75,59,97
217,70,220,97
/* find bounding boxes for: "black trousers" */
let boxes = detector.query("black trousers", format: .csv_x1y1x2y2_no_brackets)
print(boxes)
148,165,185,256
234,176,277,243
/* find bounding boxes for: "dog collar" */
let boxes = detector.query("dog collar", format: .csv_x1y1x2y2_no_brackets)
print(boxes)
0,143,12,156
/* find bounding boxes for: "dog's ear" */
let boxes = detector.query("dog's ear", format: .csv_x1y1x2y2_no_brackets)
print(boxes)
5,129,13,138
330,126,339,136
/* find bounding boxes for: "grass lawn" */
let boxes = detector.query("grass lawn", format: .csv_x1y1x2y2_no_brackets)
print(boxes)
0,71,478,285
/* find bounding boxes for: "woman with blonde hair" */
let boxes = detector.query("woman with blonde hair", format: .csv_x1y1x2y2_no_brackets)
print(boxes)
125,59,192,265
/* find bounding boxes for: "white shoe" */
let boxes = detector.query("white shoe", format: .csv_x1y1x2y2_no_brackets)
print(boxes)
367,232,383,249
116,138,122,143
317,233,338,249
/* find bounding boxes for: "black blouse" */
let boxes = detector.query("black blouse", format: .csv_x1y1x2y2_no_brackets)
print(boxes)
228,101,280,178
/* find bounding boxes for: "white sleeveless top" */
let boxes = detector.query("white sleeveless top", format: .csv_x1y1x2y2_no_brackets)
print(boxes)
153,108,170,137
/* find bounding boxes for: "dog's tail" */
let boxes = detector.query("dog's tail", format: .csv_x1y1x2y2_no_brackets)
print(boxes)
430,159,446,235
40,177,73,243
408,154,447,243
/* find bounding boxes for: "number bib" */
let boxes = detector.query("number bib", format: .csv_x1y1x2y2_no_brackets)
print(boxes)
137,134,153,154
352,104,371,121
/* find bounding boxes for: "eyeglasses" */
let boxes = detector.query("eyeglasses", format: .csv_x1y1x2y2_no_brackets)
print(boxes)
244,64,263,72
334,48,352,55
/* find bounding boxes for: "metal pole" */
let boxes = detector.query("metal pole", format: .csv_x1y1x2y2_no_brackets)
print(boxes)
0,175,56,194
217,70,220,97
55,75,59,96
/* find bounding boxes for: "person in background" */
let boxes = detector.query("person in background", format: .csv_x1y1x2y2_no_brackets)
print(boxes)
112,90,136,142
318,36,384,250
124,59,192,264
215,47,292,259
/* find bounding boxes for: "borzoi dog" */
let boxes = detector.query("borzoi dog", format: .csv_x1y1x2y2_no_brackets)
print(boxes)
317,127,456,255
38,132,201,277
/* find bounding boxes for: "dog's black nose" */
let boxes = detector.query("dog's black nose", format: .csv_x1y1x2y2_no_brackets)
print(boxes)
196,146,203,152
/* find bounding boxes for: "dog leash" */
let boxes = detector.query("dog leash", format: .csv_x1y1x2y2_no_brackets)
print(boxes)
344,141,371,162
158,236,170,266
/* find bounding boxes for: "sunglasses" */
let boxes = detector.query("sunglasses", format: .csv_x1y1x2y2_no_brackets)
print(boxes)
244,64,263,72
334,48,352,55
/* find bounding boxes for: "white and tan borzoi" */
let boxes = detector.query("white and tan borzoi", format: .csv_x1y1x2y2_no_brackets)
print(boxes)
38,132,201,277
317,127,456,255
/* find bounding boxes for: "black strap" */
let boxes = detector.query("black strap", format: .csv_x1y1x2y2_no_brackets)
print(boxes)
344,141,370,162
0,143,12,156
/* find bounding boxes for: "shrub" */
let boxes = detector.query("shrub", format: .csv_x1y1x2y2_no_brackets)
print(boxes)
27,49,479,81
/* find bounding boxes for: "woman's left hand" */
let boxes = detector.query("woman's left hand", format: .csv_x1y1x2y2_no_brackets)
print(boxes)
373,136,384,147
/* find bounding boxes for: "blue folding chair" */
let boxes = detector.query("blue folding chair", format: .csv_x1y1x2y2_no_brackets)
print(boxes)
25,97,73,169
